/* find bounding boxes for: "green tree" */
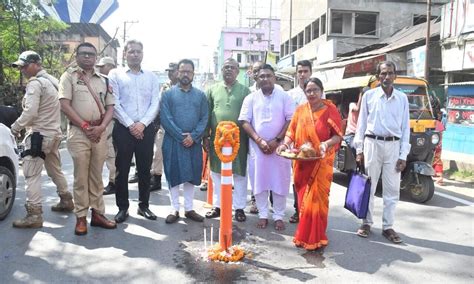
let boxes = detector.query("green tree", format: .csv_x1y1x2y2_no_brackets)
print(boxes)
0,0,67,106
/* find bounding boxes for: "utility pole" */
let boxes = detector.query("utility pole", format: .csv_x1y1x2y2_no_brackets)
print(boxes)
122,20,138,66
268,0,272,51
424,0,431,82
289,0,293,56
225,0,228,27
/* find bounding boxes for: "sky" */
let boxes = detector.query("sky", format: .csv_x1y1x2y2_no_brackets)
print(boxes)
101,0,280,72
101,0,225,72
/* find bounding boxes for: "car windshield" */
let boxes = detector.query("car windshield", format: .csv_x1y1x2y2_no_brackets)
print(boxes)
395,84,433,119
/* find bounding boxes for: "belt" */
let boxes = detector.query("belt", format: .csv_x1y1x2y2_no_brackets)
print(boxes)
365,134,400,141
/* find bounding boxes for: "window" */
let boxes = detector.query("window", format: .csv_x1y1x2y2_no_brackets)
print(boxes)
236,37,242,47
291,36,297,53
312,19,320,40
305,24,311,44
249,54,260,62
284,40,289,55
331,11,352,34
236,53,242,63
270,44,275,51
355,13,377,35
256,33,264,42
321,14,326,35
280,44,285,56
413,14,437,26
297,31,304,49
330,10,378,36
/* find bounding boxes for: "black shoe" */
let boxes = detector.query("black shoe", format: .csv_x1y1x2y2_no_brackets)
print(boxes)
137,207,157,220
149,175,162,192
128,173,138,183
114,210,129,223
200,183,208,191
103,182,116,195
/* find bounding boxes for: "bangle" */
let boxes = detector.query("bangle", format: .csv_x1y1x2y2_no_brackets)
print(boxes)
81,121,90,130
283,143,290,149
256,137,262,143
321,142,328,150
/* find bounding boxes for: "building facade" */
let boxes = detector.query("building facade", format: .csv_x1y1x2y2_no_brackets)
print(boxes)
217,19,280,85
278,0,446,71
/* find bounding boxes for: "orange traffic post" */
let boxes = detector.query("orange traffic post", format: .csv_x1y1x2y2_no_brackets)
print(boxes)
207,121,244,262
219,139,233,250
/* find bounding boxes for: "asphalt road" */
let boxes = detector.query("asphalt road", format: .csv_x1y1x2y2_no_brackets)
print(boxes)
0,149,473,283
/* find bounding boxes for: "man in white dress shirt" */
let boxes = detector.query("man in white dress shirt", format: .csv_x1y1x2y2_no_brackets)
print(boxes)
354,61,410,244
108,40,160,223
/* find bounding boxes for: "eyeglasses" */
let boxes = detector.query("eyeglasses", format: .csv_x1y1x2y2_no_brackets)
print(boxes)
223,65,237,70
305,88,322,95
77,52,97,57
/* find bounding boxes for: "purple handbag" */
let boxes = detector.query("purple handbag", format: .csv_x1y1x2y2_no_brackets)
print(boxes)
344,167,371,219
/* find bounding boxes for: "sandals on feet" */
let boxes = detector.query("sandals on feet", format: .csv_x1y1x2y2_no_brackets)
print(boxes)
274,220,285,231
205,207,220,219
289,212,299,223
234,209,246,222
382,229,403,244
357,224,371,238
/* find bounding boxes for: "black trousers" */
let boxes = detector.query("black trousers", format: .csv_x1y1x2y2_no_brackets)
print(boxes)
113,121,155,210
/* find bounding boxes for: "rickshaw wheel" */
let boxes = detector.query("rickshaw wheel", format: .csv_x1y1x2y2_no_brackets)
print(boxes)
409,175,435,203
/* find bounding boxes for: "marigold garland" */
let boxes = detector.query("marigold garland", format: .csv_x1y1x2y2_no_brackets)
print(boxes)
214,121,240,163
207,245,245,262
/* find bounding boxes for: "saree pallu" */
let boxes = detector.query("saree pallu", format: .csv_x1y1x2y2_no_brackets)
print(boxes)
286,100,342,250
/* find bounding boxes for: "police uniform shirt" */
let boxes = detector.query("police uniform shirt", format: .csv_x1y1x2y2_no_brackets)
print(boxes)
11,70,62,137
58,67,115,122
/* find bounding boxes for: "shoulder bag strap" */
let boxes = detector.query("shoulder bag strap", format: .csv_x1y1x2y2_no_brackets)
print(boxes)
78,72,105,116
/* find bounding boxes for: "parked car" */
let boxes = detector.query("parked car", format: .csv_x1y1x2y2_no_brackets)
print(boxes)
0,123,19,220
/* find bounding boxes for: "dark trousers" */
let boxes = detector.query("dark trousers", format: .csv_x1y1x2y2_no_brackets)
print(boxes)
113,121,155,210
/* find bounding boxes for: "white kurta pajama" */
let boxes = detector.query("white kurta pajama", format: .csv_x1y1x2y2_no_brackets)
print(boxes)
239,88,295,220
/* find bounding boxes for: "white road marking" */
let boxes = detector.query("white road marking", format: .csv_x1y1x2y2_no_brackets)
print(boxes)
434,192,474,206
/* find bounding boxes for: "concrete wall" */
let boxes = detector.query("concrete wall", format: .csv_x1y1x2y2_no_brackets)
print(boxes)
280,0,443,62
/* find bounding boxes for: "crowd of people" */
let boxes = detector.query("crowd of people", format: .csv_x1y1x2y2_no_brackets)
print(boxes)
8,38,412,250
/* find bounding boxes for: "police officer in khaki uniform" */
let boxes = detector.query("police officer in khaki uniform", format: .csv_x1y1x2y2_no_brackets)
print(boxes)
10,51,74,228
59,42,117,235
95,57,118,195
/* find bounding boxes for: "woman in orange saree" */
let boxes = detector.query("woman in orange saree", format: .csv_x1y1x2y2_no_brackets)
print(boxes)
277,78,342,250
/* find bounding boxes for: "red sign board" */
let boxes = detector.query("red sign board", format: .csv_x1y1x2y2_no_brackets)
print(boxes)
345,55,386,75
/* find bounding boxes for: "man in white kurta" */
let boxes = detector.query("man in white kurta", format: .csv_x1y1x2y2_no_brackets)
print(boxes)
239,64,295,230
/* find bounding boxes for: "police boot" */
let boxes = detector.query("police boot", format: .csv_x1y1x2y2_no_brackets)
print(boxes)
149,175,162,192
51,191,75,212
12,203,43,228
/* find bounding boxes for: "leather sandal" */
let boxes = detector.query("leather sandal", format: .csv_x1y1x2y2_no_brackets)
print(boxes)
205,207,220,219
357,224,371,238
234,209,246,222
289,212,299,223
382,229,403,244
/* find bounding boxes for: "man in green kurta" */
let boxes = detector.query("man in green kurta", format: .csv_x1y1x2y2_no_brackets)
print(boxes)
203,58,250,222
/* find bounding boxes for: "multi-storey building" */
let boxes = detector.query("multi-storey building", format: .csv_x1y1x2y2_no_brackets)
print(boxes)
278,0,446,71
217,19,280,85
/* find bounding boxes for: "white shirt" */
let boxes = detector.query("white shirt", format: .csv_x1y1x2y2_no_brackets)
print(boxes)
287,86,307,108
354,86,411,160
109,67,160,127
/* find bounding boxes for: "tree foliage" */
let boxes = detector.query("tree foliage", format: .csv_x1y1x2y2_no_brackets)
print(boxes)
0,0,68,106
